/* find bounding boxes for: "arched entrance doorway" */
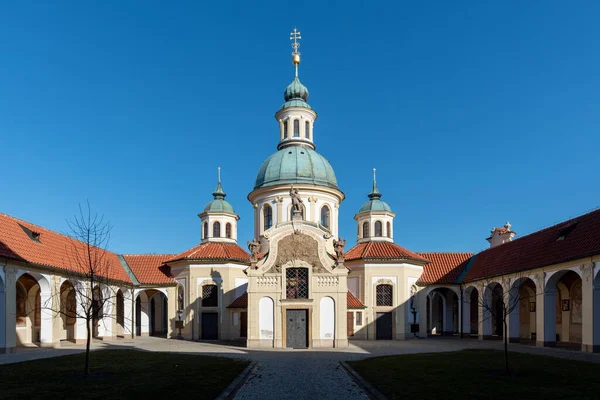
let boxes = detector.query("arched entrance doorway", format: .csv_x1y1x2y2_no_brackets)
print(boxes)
482,282,504,339
60,280,77,342
15,273,41,345
427,288,459,335
135,289,167,337
462,286,479,336
545,270,582,348
508,277,537,344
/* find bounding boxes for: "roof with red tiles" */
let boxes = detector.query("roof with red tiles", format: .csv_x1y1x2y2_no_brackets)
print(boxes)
415,252,473,285
122,254,176,285
227,292,248,308
345,241,430,263
463,208,600,282
0,212,131,283
347,291,366,309
167,241,251,264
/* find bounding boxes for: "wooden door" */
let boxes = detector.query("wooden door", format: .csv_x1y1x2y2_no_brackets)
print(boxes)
240,311,248,338
347,312,354,337
286,309,308,348
201,312,218,340
376,312,393,340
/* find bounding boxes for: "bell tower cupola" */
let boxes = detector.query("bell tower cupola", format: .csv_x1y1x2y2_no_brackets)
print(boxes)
199,167,240,243
275,28,317,151
354,169,396,243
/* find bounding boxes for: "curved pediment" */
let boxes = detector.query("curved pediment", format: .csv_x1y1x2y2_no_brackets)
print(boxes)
255,226,335,274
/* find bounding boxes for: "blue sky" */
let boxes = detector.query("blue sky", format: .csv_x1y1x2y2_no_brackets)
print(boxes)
1,1,599,255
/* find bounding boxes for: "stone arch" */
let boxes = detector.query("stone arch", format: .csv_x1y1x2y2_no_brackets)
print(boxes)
59,280,77,342
15,272,51,346
508,277,537,342
482,281,504,338
463,286,479,336
116,289,125,335
135,290,149,337
544,269,583,346
148,291,168,337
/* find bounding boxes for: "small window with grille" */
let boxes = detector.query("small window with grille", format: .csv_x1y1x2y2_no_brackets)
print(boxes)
286,268,309,299
202,284,218,307
376,284,393,306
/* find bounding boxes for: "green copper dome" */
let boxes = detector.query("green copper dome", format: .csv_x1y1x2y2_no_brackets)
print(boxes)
358,178,392,213
254,146,338,190
203,181,236,214
281,77,311,109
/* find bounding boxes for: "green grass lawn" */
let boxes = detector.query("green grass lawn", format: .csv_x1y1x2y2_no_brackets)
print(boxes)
348,349,600,399
0,349,249,399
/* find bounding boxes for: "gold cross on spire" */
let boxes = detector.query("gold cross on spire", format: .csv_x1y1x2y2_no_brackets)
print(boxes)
290,28,301,54
290,28,302,76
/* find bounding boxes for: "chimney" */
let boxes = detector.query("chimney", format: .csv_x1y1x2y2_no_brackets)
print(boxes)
486,221,516,248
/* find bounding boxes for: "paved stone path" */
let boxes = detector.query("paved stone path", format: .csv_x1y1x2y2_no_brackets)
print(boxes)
3,336,600,399
233,353,368,400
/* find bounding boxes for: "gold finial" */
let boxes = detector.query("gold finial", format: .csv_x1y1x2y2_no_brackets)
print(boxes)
290,28,301,77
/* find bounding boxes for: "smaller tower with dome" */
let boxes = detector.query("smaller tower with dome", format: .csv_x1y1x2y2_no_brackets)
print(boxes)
199,168,239,243
355,169,396,243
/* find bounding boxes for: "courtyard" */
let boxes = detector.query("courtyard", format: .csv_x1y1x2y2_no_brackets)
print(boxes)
1,337,600,399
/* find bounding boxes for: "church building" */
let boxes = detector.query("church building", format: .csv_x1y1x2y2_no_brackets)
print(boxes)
1,31,600,353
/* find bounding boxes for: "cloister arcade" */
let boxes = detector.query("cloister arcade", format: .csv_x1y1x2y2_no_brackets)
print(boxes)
0,264,172,352
420,263,600,352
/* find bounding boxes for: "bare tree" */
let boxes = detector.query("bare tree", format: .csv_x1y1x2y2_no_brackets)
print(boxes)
475,272,540,374
42,202,132,376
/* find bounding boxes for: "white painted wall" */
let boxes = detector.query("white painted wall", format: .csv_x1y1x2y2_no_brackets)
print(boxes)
348,277,359,298
259,297,274,339
319,297,335,340
235,278,248,298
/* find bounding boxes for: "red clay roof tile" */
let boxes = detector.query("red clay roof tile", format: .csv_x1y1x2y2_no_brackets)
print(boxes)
167,242,251,263
463,208,600,282
0,212,131,283
345,241,429,263
227,292,248,308
347,291,366,308
122,254,176,285
416,252,473,285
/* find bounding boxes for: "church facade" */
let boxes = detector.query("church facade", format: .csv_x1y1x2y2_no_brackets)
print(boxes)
1,33,600,353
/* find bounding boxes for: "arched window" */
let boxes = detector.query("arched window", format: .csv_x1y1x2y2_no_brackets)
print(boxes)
226,222,232,238
203,222,208,239
305,121,310,139
387,222,391,238
202,284,218,307
320,206,330,228
284,121,288,138
264,204,273,230
286,268,309,299
375,221,383,237
213,221,221,238
362,222,369,238
293,120,300,137
376,284,393,306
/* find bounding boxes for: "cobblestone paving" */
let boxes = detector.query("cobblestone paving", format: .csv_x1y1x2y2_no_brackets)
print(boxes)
233,354,368,400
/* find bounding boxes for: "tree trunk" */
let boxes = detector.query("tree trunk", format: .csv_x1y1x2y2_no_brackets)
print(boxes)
85,313,91,376
503,314,509,374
